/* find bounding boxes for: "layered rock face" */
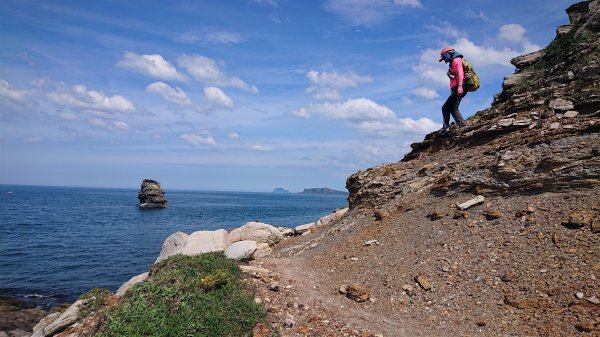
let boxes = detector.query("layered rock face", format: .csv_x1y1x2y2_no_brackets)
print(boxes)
347,0,600,210
137,179,168,208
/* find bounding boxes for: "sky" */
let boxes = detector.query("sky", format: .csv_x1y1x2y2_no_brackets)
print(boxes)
0,0,575,192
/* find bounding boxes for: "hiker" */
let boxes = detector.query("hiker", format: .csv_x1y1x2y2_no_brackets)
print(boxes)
438,47,468,132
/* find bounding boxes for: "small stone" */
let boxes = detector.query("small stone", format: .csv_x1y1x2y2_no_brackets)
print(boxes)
345,283,370,302
484,210,502,220
442,266,450,272
453,211,469,219
587,296,600,305
501,272,517,282
252,323,271,337
575,322,594,332
562,210,593,229
415,275,432,290
563,110,579,118
575,292,584,299
283,316,295,328
339,284,348,295
428,211,445,220
476,320,487,327
457,195,485,210
402,284,414,293
374,209,389,220
549,98,574,112
364,240,379,246
269,283,280,292
350,257,359,261
592,218,600,234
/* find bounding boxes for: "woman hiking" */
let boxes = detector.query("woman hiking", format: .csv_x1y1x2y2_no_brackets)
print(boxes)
438,47,468,132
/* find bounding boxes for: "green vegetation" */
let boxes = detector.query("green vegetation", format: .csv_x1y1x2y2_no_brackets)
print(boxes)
78,288,112,319
95,253,267,337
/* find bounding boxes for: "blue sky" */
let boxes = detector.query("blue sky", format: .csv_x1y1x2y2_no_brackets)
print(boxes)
0,0,574,191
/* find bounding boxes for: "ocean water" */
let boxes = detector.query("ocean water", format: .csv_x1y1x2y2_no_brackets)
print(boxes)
0,185,348,308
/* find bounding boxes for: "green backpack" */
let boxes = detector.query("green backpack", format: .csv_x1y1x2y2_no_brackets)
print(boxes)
462,58,480,92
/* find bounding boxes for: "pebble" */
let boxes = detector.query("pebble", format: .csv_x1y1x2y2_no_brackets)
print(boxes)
350,257,359,261
269,283,280,292
476,320,487,327
442,266,450,272
587,296,600,305
364,240,379,246
415,275,432,290
254,297,263,304
575,292,584,299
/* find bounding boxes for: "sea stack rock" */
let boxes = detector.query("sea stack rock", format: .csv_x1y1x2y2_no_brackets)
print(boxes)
138,179,168,208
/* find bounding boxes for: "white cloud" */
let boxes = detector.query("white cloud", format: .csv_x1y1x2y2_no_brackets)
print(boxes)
177,55,258,93
0,79,28,103
426,22,465,39
293,107,311,119
176,28,243,45
251,144,275,151
401,96,413,104
204,87,234,109
89,118,107,128
411,86,440,99
466,10,491,22
181,133,217,147
228,132,239,139
324,0,421,26
498,24,541,53
253,0,278,7
304,98,396,121
47,84,136,113
355,117,439,136
146,82,192,106
394,0,422,8
117,52,187,82
22,136,44,143
114,121,129,130
305,70,372,102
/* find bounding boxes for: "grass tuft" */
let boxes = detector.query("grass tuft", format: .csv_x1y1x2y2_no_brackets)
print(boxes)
94,253,267,337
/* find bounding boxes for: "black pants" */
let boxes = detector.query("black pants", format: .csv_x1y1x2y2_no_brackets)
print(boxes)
441,87,467,128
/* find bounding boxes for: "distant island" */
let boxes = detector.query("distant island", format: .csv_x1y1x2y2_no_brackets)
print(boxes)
272,188,290,193
298,187,347,195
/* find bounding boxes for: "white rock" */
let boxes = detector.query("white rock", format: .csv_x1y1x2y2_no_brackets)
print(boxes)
228,222,283,247
239,265,270,275
155,231,189,263
563,110,579,118
587,296,600,305
364,240,379,246
457,195,485,210
550,122,561,129
253,242,273,258
317,208,348,226
116,272,149,297
32,312,61,336
225,240,257,260
512,119,532,126
498,118,514,127
575,292,584,299
31,299,88,337
181,229,228,256
549,98,574,112
295,222,316,235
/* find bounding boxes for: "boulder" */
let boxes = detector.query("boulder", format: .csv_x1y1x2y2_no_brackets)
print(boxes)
116,272,149,297
228,222,283,247
502,73,530,89
138,179,168,208
181,229,229,256
549,98,575,112
32,312,61,336
316,207,348,226
155,231,189,263
510,50,544,70
31,299,87,337
294,222,316,235
225,240,257,260
253,243,273,258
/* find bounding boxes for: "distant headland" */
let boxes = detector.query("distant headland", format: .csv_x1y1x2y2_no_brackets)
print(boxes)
272,188,290,193
297,187,347,195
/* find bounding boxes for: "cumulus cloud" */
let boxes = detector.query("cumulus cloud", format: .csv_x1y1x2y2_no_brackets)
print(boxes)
113,121,129,130
305,70,372,102
324,0,422,26
181,133,217,147
0,79,28,103
303,98,395,121
146,82,192,106
498,24,541,53
177,55,258,93
228,131,239,139
47,84,136,113
204,87,234,109
176,28,243,45
355,117,439,136
411,86,440,99
426,22,466,39
117,52,187,81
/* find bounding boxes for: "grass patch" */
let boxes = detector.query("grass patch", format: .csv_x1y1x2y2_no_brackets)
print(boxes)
95,253,267,337
77,288,112,319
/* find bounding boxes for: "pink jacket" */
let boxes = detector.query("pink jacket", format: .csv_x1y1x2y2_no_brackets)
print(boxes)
448,57,464,90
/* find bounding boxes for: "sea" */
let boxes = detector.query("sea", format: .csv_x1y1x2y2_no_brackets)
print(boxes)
0,184,348,308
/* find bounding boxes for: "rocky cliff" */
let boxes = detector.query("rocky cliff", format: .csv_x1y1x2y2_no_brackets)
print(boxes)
137,179,168,208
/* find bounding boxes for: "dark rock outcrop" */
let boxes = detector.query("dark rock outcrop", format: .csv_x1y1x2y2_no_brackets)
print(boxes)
298,187,347,195
347,0,600,209
138,179,168,208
